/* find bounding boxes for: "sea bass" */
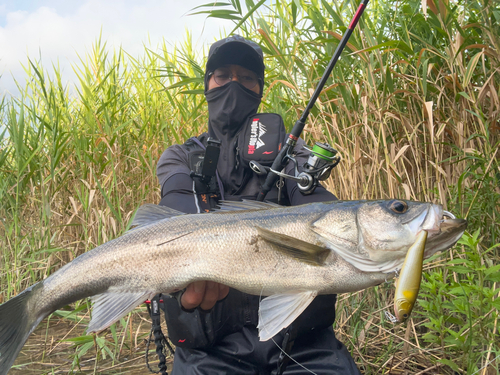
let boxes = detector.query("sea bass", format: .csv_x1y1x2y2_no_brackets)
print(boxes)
0,199,466,374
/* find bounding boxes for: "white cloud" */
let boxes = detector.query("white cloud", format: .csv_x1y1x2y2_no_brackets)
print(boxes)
0,0,235,96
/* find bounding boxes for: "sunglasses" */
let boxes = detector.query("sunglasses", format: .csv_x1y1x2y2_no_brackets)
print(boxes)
209,67,260,90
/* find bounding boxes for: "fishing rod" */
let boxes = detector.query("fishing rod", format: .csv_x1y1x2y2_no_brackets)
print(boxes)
256,0,369,201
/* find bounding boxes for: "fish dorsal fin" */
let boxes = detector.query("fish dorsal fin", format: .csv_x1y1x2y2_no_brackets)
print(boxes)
256,226,330,266
87,290,156,333
216,200,281,212
129,204,185,229
258,290,317,341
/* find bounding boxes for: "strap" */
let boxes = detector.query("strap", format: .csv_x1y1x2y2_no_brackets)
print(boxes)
146,294,172,375
276,324,298,375
189,137,225,200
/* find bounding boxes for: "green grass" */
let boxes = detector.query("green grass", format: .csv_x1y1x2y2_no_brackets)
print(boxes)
1,0,499,373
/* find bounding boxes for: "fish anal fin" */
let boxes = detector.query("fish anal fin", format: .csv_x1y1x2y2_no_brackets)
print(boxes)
258,290,317,341
88,290,155,333
256,226,330,266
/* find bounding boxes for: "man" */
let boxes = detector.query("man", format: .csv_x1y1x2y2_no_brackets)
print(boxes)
156,35,360,374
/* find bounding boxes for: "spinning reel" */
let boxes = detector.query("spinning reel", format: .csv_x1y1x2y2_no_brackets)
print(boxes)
251,141,340,195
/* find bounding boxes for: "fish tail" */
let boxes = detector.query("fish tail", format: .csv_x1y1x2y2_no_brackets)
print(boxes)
0,282,45,375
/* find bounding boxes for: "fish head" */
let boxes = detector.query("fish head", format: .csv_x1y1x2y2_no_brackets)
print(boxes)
314,200,467,273
358,200,438,262
358,200,467,265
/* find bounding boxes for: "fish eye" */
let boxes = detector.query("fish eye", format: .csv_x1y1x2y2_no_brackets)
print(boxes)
390,200,408,214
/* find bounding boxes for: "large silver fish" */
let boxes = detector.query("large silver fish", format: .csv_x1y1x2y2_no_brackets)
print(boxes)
0,199,466,374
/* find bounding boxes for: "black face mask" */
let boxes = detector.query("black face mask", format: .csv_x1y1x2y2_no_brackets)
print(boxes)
206,81,262,139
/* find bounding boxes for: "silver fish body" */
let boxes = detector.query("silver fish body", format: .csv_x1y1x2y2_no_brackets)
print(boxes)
0,199,466,374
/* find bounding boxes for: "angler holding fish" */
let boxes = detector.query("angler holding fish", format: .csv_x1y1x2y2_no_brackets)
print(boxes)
153,34,361,374
0,5,468,375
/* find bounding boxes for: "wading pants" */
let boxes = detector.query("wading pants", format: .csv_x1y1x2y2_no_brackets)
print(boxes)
170,325,361,375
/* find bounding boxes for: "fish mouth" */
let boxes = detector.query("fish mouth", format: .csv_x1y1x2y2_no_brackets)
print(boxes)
424,210,467,257
437,210,467,233
440,211,467,232
410,206,466,235
439,217,468,233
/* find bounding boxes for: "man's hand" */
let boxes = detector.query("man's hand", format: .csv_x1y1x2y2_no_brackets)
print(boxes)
181,281,230,311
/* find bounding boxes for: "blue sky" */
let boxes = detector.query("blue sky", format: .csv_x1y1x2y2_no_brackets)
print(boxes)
0,1,235,96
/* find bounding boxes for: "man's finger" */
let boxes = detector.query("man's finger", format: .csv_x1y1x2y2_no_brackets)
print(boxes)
199,281,219,311
181,281,206,310
218,284,230,301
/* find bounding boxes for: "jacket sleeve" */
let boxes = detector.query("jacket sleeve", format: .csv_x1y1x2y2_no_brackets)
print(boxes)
159,173,201,214
157,144,203,214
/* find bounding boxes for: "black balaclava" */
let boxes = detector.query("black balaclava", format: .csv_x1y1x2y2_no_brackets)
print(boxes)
206,82,261,139
204,35,266,196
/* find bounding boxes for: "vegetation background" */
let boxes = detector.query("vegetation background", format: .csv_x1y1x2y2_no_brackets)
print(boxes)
0,0,498,373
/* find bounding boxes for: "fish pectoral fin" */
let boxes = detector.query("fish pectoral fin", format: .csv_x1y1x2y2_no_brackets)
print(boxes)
128,204,185,230
87,290,156,333
256,227,330,266
257,290,317,341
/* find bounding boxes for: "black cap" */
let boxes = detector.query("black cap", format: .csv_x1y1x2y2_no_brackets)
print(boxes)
206,35,265,76
205,35,265,92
